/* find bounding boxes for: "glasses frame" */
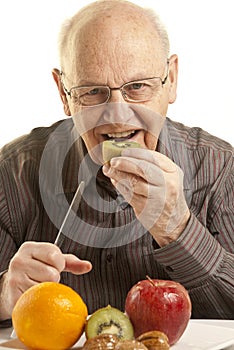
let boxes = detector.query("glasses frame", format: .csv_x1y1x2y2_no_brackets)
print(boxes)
60,60,169,106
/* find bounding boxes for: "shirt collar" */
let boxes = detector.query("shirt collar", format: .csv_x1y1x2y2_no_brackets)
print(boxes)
156,117,175,161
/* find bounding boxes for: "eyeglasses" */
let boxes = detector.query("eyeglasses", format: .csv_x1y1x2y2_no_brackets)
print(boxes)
61,62,169,107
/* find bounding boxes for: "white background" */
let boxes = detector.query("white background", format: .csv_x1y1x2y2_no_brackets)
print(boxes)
0,0,233,147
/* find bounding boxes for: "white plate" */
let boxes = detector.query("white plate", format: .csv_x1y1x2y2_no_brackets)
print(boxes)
74,321,234,350
172,322,234,350
1,321,233,350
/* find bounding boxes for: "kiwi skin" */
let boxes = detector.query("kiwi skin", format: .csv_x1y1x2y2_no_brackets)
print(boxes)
85,305,134,341
102,140,141,163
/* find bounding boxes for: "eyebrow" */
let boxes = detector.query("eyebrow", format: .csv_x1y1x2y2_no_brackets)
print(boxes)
73,75,156,87
76,80,103,86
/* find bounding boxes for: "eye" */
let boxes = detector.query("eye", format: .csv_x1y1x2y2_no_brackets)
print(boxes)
128,82,145,90
78,86,109,106
87,88,100,95
133,83,145,90
124,81,150,96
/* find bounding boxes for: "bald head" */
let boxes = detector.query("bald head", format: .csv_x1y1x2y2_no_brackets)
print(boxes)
53,0,178,155
58,0,170,81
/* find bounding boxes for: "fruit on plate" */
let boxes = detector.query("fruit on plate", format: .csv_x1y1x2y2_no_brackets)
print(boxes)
85,305,134,341
102,140,141,163
137,330,170,349
12,282,88,350
82,333,119,349
125,276,192,345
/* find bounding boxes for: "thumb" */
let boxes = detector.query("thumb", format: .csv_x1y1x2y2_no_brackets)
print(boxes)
63,254,92,275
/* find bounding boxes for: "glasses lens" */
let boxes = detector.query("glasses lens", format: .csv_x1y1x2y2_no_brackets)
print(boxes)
123,78,162,101
70,86,109,106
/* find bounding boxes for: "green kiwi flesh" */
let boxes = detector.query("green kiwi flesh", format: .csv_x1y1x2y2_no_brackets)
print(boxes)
102,140,141,163
85,305,134,341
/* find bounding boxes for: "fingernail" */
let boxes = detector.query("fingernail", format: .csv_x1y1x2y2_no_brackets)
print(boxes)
110,158,118,167
102,164,110,174
85,261,92,271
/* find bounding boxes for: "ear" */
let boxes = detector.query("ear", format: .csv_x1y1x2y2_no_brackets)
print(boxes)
52,68,71,116
167,54,178,104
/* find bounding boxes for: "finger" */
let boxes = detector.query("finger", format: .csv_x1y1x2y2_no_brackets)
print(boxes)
106,158,166,186
112,178,166,231
2,272,34,316
9,253,61,283
12,275,39,294
121,148,177,173
113,178,165,210
63,254,92,275
19,241,66,272
110,173,148,198
7,267,38,295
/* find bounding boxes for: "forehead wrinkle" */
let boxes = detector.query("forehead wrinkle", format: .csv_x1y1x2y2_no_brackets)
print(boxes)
75,35,158,87
63,2,164,85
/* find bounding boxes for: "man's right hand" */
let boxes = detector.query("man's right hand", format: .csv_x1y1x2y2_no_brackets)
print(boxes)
0,241,92,320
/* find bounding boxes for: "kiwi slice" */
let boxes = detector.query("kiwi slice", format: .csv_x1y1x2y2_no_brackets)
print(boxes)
85,305,134,341
102,140,141,163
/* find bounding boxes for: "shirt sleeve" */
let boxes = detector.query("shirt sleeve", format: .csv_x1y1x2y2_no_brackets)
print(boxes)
0,165,18,327
153,153,234,319
0,272,12,329
0,162,19,270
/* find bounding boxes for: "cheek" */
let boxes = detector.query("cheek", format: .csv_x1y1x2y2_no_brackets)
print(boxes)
145,132,158,150
159,96,170,116
82,130,96,146
71,106,104,164
81,131,103,165
72,105,106,135
138,99,166,150
68,102,80,117
149,91,169,117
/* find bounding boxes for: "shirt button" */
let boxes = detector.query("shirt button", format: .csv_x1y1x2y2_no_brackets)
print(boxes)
106,254,113,263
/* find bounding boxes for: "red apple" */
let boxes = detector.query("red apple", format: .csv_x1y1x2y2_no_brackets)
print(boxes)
125,277,192,345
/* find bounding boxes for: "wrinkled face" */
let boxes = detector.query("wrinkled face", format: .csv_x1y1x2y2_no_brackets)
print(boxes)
55,7,178,164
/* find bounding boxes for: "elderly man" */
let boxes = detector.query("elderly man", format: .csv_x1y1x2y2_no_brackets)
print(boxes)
0,0,233,327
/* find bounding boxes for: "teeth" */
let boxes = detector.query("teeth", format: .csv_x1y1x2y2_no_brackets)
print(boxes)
107,130,135,138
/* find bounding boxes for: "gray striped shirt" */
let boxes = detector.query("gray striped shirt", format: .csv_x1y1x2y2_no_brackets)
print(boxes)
0,117,233,324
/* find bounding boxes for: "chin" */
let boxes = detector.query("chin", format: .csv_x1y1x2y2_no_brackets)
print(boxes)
82,141,104,165
144,135,158,151
88,150,103,165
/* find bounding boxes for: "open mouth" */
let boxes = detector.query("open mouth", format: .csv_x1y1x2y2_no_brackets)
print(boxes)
104,129,139,141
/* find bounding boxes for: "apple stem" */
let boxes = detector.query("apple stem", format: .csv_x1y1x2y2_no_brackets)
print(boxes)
146,275,157,287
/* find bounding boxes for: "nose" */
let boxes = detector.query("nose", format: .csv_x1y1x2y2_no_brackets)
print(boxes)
102,101,134,124
108,88,126,103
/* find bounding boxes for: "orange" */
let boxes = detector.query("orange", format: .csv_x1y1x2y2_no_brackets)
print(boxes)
12,282,88,350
